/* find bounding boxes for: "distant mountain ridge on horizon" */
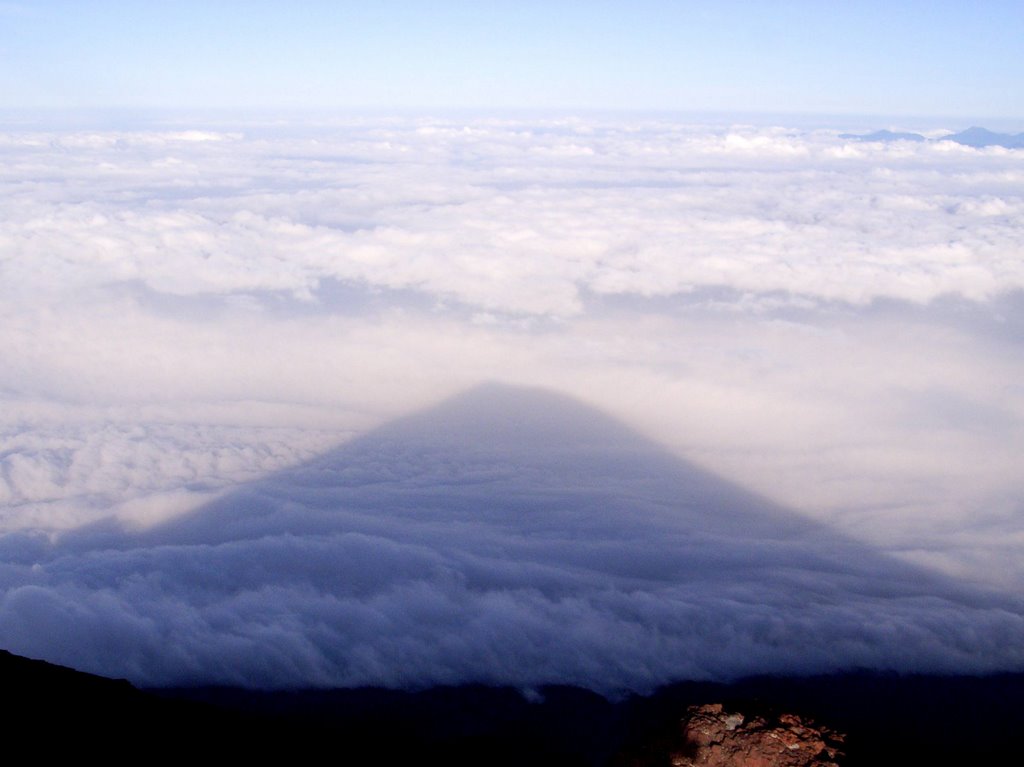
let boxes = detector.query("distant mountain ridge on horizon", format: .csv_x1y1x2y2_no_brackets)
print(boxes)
841,126,1024,148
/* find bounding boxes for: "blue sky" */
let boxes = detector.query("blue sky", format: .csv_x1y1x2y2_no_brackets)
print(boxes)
2,0,1022,118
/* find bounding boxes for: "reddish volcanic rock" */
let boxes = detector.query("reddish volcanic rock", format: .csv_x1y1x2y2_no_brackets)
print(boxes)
670,703,845,766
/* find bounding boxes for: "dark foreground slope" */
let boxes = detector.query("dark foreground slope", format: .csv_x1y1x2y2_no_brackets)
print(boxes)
6,649,1021,765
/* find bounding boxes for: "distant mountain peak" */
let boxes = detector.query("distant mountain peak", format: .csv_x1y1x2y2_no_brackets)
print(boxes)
945,126,1024,148
842,126,1024,149
839,129,925,142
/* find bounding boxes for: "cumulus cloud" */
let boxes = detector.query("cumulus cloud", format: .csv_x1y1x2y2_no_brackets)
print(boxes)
0,412,343,532
1,115,1023,688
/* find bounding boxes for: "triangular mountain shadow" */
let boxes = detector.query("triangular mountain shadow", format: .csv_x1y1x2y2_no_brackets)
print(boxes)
58,383,995,599
12,383,1024,690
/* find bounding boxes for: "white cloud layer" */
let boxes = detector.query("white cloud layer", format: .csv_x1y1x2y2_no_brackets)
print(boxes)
1,115,1023,689
3,121,1022,315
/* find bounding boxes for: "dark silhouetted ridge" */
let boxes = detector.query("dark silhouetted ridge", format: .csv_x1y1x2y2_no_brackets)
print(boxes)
4,648,1023,765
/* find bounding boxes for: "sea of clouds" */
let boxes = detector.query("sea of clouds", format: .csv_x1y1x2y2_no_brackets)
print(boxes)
1,115,1022,689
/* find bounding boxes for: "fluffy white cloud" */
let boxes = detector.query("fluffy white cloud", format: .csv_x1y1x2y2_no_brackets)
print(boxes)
3,120,1022,315
0,410,343,532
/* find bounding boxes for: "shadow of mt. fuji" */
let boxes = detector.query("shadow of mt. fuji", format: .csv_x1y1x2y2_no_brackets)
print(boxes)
122,383,990,599
7,383,1024,690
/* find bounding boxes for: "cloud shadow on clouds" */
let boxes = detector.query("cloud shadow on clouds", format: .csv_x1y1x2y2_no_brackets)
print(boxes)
3,383,1022,691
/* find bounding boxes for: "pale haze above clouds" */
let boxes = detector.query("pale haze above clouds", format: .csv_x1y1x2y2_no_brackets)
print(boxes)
1,116,1023,689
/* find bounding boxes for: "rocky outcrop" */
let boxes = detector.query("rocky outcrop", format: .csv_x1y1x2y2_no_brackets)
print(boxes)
670,703,845,766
